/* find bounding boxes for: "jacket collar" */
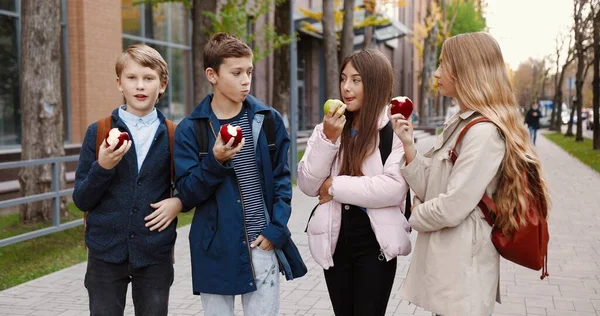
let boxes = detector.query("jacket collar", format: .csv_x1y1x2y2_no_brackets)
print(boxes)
110,107,166,125
431,110,480,153
189,93,271,120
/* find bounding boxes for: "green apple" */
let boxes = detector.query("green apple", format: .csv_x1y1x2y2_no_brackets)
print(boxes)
323,99,345,115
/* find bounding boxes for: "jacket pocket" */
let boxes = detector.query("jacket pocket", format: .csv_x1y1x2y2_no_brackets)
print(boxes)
87,225,116,248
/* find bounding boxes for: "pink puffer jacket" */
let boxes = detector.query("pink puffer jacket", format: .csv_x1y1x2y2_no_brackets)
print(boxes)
297,113,412,269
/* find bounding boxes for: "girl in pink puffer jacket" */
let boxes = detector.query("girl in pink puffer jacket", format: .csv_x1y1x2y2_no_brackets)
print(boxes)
297,49,412,316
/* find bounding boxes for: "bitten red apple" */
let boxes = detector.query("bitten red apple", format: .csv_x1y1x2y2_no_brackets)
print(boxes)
105,128,130,150
323,99,345,115
390,96,414,119
220,124,243,146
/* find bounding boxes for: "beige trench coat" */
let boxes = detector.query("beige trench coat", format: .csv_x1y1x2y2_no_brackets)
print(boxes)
400,110,505,316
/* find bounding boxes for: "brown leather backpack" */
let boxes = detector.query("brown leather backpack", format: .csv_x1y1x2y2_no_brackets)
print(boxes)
450,117,549,280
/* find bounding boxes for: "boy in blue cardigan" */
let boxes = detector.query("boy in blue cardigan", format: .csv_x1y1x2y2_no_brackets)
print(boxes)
73,44,182,316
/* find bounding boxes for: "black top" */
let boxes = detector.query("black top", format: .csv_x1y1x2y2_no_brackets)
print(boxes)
525,108,542,130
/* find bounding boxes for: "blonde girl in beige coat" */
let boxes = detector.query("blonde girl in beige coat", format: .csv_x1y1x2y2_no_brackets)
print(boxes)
389,32,550,316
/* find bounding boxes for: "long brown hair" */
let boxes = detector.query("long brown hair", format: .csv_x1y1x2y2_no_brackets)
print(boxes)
440,32,550,234
338,49,393,176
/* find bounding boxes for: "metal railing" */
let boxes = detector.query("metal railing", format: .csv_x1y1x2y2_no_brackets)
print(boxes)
0,155,81,247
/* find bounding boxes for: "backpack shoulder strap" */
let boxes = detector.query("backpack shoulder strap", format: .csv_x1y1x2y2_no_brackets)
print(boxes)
165,119,176,195
263,111,277,163
378,121,412,220
193,118,209,160
86,116,112,243
95,116,112,160
378,121,393,165
447,117,496,226
449,117,491,164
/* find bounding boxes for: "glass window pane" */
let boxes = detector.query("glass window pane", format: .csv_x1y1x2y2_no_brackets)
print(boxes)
122,0,141,36
170,3,189,45
0,15,20,146
0,0,15,12
169,48,191,122
145,3,167,42
122,37,139,51
148,44,170,115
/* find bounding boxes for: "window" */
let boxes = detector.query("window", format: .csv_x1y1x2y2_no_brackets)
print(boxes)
0,0,70,148
0,2,19,147
122,0,192,123
122,0,141,36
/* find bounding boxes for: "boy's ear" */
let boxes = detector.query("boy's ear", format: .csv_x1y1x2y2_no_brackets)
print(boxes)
206,67,218,85
116,77,123,92
160,79,168,94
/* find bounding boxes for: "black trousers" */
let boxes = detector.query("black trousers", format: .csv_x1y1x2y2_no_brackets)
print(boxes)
324,204,397,316
84,256,174,316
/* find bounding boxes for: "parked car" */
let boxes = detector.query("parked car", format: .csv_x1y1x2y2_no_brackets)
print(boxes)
562,111,578,125
539,115,551,128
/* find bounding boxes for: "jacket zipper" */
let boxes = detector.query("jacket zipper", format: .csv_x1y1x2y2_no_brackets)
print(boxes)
209,121,256,279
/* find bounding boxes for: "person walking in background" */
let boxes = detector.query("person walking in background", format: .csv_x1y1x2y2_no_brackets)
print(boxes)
298,49,412,316
525,102,542,145
389,32,550,316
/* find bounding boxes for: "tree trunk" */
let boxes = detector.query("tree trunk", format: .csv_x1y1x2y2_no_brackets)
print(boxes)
552,59,573,131
574,0,586,141
575,46,585,141
192,0,217,105
551,88,563,131
340,0,355,63
566,100,576,137
19,0,66,223
593,3,599,150
363,12,374,48
419,1,439,126
273,0,291,123
322,0,339,99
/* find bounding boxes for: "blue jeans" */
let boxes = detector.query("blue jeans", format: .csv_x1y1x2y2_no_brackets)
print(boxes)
200,247,280,316
84,256,174,316
529,126,538,145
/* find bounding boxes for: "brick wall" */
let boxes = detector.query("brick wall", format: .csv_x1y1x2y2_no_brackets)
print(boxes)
67,0,123,144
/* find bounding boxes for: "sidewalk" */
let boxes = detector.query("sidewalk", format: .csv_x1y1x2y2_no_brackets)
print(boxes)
1,133,600,315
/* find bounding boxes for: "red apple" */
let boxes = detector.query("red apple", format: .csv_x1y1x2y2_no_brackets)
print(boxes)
105,128,130,150
390,96,414,119
220,124,243,146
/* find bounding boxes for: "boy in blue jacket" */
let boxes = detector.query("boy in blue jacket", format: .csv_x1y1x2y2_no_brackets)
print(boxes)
174,33,306,316
73,44,182,316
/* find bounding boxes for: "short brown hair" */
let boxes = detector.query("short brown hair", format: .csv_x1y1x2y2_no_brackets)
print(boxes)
203,33,253,73
115,44,169,96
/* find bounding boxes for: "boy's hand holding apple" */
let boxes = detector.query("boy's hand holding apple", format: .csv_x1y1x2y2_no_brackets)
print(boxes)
98,128,132,170
322,99,347,143
213,124,245,164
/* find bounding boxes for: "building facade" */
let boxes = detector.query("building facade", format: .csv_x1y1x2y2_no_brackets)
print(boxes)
0,0,424,164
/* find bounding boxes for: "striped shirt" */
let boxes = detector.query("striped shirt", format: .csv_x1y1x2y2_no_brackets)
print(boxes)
219,108,267,242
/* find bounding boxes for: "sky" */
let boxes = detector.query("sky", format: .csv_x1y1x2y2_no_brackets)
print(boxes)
485,0,574,71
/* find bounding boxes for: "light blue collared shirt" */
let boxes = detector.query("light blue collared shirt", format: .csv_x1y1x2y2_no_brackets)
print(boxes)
118,105,160,172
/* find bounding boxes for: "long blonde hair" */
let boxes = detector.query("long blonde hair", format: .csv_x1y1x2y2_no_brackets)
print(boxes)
440,32,550,235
